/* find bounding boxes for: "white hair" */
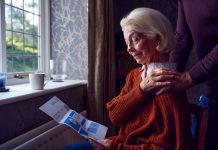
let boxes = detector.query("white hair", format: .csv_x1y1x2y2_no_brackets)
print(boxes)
120,7,175,53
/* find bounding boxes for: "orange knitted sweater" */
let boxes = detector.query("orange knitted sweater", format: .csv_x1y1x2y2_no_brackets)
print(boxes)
106,67,192,150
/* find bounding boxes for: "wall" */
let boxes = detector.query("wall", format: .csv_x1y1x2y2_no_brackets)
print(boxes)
0,85,87,144
50,0,88,80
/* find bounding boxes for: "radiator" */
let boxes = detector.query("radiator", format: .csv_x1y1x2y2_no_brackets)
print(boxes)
0,111,87,150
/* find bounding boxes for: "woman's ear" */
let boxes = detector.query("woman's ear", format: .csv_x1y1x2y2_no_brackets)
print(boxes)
156,34,161,51
156,34,161,44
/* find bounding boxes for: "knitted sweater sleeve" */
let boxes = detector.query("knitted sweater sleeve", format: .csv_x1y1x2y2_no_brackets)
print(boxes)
109,142,167,150
106,70,146,126
170,92,192,150
108,92,192,150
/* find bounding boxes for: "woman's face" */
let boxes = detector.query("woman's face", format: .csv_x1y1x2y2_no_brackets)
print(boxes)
123,26,158,65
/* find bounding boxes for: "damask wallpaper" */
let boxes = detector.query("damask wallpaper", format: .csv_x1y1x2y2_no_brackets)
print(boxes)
51,0,88,80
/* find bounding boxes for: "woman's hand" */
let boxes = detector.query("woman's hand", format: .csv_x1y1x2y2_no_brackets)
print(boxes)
88,138,112,150
97,139,112,149
140,68,174,95
140,69,194,95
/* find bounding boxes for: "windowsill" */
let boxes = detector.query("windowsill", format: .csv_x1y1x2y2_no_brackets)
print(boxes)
0,80,87,106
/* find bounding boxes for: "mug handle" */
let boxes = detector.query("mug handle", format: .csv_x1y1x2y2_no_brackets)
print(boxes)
43,75,50,87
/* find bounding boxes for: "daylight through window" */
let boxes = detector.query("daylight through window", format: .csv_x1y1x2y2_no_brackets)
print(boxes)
5,0,39,73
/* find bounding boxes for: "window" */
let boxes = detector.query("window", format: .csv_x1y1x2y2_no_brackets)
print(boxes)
0,0,50,85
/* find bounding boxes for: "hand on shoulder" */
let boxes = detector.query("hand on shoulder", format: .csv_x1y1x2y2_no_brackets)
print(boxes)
140,69,194,95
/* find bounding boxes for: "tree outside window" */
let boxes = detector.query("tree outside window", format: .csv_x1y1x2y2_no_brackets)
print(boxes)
5,0,39,73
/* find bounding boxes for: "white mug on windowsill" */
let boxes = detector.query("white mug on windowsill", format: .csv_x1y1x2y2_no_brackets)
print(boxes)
29,73,48,90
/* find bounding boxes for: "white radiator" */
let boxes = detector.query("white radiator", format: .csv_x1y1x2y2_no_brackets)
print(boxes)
0,111,87,150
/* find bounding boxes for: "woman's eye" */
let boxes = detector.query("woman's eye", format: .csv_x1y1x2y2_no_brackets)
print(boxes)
132,36,139,43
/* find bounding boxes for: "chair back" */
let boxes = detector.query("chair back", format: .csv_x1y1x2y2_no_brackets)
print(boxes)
190,103,208,150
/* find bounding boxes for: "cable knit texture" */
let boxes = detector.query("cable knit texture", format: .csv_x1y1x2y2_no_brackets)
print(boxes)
106,67,192,150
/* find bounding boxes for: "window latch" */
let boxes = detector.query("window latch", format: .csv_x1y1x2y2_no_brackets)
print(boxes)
14,73,29,79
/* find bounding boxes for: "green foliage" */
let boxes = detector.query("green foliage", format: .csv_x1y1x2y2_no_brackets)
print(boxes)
5,3,39,73
6,34,38,72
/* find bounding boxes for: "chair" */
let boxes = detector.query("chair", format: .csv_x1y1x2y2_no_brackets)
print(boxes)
190,103,208,150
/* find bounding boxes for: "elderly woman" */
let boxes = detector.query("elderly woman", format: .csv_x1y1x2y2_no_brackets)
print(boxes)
94,7,192,150
61,7,192,150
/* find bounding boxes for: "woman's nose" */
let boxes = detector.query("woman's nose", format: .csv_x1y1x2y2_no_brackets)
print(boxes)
127,43,134,52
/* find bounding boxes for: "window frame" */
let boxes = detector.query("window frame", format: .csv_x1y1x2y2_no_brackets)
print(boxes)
0,0,50,85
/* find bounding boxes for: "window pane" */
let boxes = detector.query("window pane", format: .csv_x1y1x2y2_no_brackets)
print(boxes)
12,32,24,54
5,5,12,30
7,55,29,72
33,36,39,53
24,0,33,12
25,34,38,71
7,54,15,72
33,0,39,14
6,31,13,53
24,12,33,33
24,34,33,52
7,32,38,72
33,15,39,35
12,7,23,32
7,32,24,72
5,0,11,5
4,0,41,73
24,55,38,71
12,0,23,9
7,55,22,72
5,31,15,72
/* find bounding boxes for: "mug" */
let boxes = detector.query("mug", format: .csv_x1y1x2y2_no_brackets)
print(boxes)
29,73,47,90
147,63,177,76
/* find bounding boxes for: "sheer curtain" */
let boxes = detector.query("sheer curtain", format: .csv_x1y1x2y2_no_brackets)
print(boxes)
87,0,116,135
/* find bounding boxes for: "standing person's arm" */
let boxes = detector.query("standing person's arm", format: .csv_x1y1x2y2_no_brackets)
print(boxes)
144,0,195,93
170,0,193,72
189,44,218,84
170,0,218,85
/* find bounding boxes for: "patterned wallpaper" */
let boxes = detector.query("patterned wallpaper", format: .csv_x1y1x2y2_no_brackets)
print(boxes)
51,0,88,80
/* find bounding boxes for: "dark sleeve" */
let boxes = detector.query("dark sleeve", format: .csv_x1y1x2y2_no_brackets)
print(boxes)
169,0,193,72
189,44,218,84
171,0,218,84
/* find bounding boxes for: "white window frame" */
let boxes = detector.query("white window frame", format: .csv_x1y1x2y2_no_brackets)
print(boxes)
0,0,50,85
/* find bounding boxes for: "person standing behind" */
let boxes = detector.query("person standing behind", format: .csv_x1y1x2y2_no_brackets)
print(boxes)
166,0,218,149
